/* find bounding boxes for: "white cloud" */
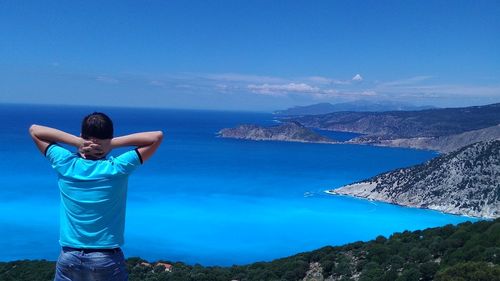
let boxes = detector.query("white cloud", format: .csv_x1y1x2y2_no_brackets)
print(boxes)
379,76,433,87
149,80,165,87
96,76,119,84
246,82,378,100
175,84,196,89
306,76,352,85
352,74,363,81
306,76,332,84
201,73,286,84
89,71,499,105
359,90,377,96
332,79,353,85
248,83,320,96
215,84,234,93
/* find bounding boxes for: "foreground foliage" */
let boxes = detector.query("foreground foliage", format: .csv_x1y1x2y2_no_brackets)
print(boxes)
1,218,499,281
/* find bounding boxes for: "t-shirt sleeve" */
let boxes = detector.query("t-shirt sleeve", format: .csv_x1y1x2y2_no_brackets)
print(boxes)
113,149,142,175
45,143,73,169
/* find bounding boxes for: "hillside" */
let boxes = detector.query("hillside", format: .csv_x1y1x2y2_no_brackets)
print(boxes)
287,103,500,139
348,124,500,153
330,140,500,218
2,218,499,281
218,121,336,143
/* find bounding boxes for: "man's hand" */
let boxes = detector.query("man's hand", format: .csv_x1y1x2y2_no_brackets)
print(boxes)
78,140,99,159
79,138,112,159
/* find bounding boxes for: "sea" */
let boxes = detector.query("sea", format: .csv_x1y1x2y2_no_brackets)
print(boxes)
0,104,475,265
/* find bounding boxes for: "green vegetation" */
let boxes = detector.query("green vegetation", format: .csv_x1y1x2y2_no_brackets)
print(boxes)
1,218,499,281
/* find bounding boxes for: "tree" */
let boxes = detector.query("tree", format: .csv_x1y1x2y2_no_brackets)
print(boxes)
435,262,500,281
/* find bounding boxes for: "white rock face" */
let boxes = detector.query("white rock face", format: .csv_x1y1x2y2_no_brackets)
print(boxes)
330,140,500,218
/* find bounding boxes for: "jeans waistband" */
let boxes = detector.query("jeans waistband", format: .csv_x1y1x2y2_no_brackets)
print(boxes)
62,246,122,254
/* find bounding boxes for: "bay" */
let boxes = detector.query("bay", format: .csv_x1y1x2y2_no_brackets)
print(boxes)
0,104,474,265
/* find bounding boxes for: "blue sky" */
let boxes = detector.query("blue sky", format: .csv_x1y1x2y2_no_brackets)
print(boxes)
1,0,499,111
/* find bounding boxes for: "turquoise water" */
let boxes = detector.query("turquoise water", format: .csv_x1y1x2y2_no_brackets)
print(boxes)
0,104,474,265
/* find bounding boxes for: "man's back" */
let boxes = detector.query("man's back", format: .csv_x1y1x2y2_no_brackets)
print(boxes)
46,144,142,248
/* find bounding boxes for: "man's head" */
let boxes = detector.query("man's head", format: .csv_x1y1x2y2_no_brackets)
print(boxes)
81,112,114,140
80,112,113,159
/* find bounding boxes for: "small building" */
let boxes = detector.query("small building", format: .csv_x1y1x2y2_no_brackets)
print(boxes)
155,262,173,272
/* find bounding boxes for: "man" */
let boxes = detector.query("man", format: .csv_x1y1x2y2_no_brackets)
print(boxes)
29,112,163,281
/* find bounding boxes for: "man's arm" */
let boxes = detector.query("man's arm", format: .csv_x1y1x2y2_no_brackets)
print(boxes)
29,124,84,155
111,131,163,163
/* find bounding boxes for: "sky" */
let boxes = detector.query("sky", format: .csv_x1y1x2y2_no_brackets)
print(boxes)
1,0,499,111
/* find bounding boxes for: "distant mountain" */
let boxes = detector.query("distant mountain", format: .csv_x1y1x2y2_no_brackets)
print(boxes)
217,121,336,144
287,103,500,139
329,140,500,218
274,101,435,116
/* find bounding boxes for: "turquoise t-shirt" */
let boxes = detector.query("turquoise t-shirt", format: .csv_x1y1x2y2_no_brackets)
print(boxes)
45,143,142,249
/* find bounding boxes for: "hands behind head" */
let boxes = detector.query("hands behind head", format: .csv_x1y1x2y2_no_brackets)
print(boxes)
79,138,112,160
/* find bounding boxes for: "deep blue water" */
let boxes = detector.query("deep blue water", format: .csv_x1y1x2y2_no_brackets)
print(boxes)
0,104,474,265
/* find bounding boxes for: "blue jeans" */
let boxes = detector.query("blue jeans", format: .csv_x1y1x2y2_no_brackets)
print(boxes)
54,247,128,281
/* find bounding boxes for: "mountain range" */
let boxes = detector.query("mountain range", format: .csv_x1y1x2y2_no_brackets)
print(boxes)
274,101,435,116
282,102,500,151
286,103,500,138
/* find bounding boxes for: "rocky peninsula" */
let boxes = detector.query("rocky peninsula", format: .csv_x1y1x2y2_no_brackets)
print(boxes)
328,140,500,218
218,121,337,144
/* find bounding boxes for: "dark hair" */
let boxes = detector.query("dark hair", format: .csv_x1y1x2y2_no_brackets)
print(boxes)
81,112,114,139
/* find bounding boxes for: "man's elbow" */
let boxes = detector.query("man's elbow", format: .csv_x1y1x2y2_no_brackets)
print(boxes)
155,131,164,142
29,124,39,137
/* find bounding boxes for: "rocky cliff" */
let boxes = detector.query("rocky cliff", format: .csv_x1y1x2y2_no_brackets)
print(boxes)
329,140,500,218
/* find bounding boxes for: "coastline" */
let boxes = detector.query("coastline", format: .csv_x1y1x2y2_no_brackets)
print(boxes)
216,134,340,145
220,124,447,152
218,130,443,152
324,189,490,220
344,139,442,153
